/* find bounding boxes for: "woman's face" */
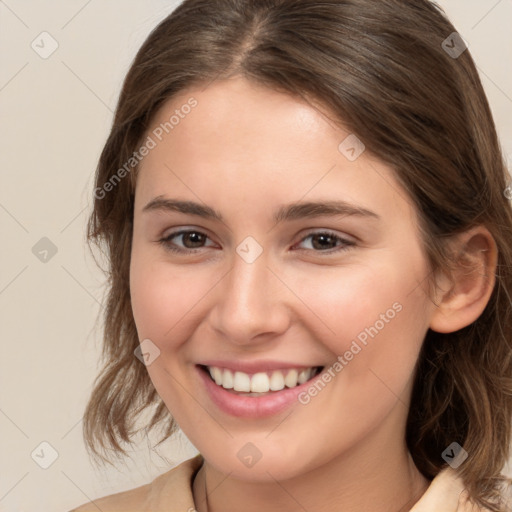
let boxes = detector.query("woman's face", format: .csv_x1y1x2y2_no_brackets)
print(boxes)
130,76,437,481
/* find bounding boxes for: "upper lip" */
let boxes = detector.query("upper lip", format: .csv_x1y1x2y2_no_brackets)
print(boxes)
198,360,324,374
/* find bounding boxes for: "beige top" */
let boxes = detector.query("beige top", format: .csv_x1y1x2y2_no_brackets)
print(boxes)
69,454,483,512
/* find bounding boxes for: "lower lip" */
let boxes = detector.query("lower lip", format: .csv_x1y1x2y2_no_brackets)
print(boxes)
196,365,321,418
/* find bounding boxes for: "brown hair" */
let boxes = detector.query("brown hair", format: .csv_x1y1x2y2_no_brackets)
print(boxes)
84,0,512,509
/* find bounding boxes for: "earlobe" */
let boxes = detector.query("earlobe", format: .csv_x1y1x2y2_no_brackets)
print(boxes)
429,227,498,334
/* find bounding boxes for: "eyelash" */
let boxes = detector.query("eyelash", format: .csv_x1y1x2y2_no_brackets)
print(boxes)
157,229,356,255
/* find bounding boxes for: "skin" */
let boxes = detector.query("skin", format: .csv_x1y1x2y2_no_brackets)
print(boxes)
129,76,497,512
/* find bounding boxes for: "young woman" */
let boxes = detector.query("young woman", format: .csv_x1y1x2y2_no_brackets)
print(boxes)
71,1,512,511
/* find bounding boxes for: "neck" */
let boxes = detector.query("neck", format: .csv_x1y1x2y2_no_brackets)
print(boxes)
192,417,430,512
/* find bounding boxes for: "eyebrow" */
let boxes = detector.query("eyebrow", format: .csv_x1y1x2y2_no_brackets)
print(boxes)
142,196,380,223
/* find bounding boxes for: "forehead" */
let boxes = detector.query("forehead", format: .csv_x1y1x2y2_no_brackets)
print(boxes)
147,76,340,161
140,78,333,181
134,76,413,228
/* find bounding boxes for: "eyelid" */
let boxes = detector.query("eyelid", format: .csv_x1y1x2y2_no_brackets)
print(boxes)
297,227,356,244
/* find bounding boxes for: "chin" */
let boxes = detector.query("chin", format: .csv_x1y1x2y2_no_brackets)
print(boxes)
201,440,324,483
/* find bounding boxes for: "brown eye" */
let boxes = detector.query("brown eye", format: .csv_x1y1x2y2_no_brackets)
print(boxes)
295,231,355,254
178,231,207,248
159,230,214,254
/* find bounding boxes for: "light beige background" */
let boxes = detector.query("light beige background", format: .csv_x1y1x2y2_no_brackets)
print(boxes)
1,1,511,511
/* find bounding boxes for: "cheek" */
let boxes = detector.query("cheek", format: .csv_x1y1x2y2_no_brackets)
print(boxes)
286,251,430,384
129,248,209,343
280,255,430,454
129,249,208,414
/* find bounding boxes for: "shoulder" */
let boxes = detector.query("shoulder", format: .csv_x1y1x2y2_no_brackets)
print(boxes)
68,454,204,512
411,467,490,512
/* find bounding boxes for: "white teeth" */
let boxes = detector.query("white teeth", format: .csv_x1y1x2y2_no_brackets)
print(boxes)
251,372,270,392
269,371,285,391
233,371,251,392
284,369,298,388
207,366,318,393
298,368,312,384
211,367,223,386
222,369,234,389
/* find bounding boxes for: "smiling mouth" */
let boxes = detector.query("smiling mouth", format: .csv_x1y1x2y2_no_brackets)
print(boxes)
199,365,324,396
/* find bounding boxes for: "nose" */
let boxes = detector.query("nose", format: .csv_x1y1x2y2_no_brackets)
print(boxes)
208,245,291,346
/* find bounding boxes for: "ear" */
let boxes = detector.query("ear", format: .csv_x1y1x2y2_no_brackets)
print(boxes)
429,226,498,333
